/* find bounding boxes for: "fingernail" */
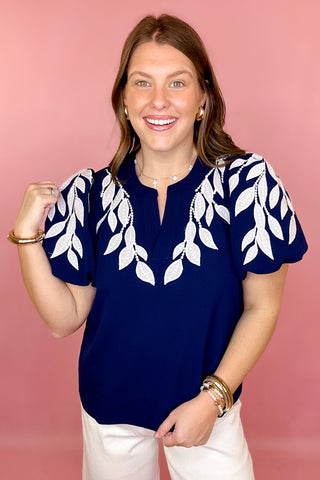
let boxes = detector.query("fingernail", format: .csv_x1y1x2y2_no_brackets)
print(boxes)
154,432,160,438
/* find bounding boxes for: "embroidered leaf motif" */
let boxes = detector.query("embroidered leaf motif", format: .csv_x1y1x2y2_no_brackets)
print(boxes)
194,193,206,221
257,229,274,259
72,234,83,258
104,232,123,255
51,233,71,258
76,177,86,193
243,243,258,265
67,249,79,270
201,178,214,203
67,212,77,234
67,188,75,214
230,157,247,170
258,174,268,206
185,221,196,243
229,174,239,195
45,221,66,239
102,181,115,210
164,259,183,285
213,168,224,198
57,194,66,216
205,203,214,226
215,204,230,224
241,227,256,251
266,162,278,183
96,212,108,233
47,206,55,222
246,162,264,180
267,215,284,240
136,245,148,261
199,228,218,249
119,245,135,270
269,184,280,209
253,204,266,230
125,225,136,246
108,210,117,232
289,215,297,244
74,197,84,226
172,242,185,259
235,187,255,216
118,198,129,226
102,173,111,192
136,261,155,286
111,189,124,210
186,242,201,266
280,196,288,219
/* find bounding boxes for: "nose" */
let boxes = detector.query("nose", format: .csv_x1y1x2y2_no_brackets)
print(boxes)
150,85,169,110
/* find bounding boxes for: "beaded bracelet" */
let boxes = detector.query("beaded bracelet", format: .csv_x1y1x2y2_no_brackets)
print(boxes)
7,230,45,245
200,375,233,414
205,389,224,416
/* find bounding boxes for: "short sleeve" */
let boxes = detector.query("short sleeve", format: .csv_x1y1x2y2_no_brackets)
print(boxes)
42,168,95,286
228,154,308,279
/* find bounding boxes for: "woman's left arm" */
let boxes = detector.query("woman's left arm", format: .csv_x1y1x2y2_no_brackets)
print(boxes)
155,264,288,447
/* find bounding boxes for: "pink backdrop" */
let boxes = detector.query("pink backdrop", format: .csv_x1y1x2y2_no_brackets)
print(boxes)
1,1,319,479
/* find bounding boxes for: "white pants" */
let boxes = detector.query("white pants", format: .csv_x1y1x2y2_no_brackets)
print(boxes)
81,401,254,480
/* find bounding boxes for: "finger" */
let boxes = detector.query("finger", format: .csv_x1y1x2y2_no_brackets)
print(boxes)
154,415,175,439
162,431,179,447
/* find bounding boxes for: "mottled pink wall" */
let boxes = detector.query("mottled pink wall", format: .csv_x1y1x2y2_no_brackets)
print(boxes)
1,1,319,479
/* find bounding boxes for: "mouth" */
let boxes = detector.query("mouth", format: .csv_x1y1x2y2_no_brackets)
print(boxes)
144,116,177,130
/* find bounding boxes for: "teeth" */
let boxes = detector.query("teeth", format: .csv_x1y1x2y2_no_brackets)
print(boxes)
146,118,176,126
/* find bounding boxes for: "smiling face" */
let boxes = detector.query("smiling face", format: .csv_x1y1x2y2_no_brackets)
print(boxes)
124,41,205,158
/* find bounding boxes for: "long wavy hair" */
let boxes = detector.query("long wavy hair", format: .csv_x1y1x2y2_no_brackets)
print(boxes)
110,14,245,178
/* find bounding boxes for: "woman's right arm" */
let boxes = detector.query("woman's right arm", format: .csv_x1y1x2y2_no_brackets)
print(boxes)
13,181,96,338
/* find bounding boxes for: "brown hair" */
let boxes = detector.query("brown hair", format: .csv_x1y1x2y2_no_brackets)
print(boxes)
110,14,245,178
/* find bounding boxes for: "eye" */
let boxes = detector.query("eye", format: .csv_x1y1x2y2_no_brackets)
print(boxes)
136,80,150,87
170,80,184,88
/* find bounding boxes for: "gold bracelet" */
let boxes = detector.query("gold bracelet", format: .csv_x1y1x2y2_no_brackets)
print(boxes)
7,229,45,245
203,375,233,411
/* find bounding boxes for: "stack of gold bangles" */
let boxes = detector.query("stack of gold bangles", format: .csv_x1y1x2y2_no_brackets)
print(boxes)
200,375,233,417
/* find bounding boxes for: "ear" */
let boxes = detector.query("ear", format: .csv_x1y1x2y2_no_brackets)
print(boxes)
200,91,207,108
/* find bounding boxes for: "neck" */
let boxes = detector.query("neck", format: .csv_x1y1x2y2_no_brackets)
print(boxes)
136,145,198,179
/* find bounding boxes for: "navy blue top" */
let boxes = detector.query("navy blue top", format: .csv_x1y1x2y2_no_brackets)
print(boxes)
43,153,308,431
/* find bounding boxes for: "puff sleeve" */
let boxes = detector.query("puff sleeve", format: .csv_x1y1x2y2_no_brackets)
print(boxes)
228,154,308,279
42,168,96,286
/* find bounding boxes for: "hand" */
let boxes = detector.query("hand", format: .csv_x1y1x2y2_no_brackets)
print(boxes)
14,182,59,237
154,391,218,448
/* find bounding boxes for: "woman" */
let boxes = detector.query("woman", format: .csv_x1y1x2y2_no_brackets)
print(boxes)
9,14,307,480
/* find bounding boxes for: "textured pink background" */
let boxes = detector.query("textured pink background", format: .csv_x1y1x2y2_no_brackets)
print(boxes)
1,1,319,479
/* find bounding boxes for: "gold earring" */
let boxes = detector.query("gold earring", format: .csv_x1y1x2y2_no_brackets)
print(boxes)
124,106,128,119
196,106,204,121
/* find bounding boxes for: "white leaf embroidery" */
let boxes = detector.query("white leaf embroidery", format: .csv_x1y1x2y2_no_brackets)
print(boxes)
119,245,135,270
57,195,66,216
67,212,77,234
230,157,247,170
108,210,118,232
289,215,297,244
102,181,115,210
258,174,268,206
102,174,111,191
194,193,206,221
243,243,258,265
213,168,224,198
235,187,255,216
267,215,284,240
125,225,136,245
67,187,75,214
104,232,123,255
80,169,93,182
48,206,55,222
72,234,83,258
76,177,86,193
118,198,129,226
186,242,201,266
111,189,124,210
74,197,84,226
205,203,214,226
246,162,265,180
254,203,266,230
136,245,148,261
241,227,256,251
45,221,66,239
185,221,196,243
257,229,274,259
215,204,230,224
201,178,214,203
172,242,185,259
51,233,72,258
199,228,218,249
266,162,278,183
280,196,288,219
229,174,239,195
269,184,280,209
136,261,155,286
164,259,183,285
96,212,108,233
67,249,79,270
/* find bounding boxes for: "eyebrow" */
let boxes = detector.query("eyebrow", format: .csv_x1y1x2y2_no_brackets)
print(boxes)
128,70,193,80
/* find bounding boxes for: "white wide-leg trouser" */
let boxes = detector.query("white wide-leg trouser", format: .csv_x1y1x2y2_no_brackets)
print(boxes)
82,400,255,480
